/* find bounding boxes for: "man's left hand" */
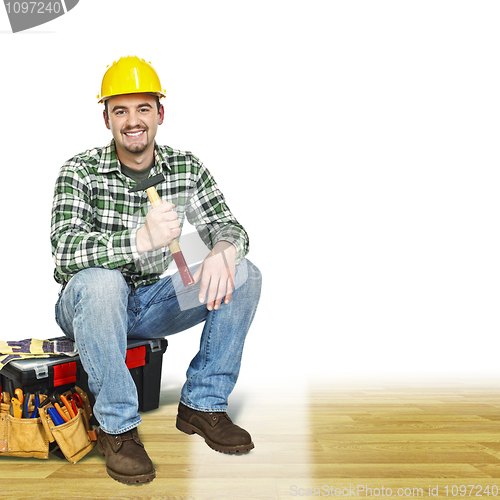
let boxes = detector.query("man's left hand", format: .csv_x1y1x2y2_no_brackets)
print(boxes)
193,241,236,311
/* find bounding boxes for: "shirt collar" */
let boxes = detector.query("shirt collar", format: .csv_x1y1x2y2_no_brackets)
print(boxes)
97,140,172,174
153,143,171,174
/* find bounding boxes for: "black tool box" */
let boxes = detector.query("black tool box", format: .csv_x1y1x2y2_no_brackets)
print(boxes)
0,337,167,412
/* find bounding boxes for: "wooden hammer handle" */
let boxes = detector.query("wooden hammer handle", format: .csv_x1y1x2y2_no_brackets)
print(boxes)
146,186,162,208
145,186,194,286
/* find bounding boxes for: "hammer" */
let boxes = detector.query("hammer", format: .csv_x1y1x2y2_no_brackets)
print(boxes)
129,174,194,287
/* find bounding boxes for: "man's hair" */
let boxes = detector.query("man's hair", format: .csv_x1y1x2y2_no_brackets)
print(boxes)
104,95,161,116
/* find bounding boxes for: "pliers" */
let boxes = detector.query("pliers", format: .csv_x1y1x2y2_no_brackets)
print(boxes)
69,392,83,414
24,392,40,418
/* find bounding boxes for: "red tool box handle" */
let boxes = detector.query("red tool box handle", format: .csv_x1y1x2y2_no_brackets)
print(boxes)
126,346,146,370
53,361,77,387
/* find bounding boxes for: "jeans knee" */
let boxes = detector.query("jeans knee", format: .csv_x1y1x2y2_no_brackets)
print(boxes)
238,259,262,302
246,259,262,288
57,269,129,341
67,268,128,303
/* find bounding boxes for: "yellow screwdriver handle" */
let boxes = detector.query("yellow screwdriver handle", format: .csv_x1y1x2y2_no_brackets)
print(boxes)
14,389,23,404
10,398,22,418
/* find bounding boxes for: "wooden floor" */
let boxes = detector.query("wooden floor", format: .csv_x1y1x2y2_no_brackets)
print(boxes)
1,377,500,499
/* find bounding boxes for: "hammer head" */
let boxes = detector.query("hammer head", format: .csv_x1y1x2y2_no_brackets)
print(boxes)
38,390,62,409
129,173,165,193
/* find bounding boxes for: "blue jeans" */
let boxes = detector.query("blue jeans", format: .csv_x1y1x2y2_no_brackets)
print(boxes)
55,259,262,435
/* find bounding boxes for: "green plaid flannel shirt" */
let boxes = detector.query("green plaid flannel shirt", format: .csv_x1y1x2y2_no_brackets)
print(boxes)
50,140,249,288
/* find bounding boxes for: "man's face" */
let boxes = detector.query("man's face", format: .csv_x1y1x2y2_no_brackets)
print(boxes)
103,93,164,160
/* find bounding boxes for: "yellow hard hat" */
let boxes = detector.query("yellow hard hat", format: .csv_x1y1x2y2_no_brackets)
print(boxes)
97,56,166,103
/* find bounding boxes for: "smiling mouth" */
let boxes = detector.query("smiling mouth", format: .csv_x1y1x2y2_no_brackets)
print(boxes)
124,130,145,137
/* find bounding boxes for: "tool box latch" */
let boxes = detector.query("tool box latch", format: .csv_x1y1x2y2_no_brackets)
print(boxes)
149,339,162,353
35,364,49,380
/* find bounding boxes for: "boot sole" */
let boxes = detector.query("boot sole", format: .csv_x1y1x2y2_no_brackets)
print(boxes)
176,416,255,453
97,439,156,484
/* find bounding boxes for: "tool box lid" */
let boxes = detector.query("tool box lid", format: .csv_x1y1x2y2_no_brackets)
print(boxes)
0,337,166,381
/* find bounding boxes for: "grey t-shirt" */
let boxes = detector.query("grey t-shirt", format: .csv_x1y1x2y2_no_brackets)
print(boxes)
120,160,154,184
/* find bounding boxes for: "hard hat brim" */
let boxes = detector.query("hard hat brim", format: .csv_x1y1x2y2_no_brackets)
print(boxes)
97,90,166,104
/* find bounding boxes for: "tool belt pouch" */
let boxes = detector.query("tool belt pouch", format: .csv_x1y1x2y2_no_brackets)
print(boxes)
39,389,96,464
0,395,49,459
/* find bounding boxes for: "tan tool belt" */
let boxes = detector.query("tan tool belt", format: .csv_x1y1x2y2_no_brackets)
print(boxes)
0,386,96,463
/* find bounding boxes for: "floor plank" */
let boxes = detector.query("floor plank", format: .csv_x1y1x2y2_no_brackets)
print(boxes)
1,378,500,499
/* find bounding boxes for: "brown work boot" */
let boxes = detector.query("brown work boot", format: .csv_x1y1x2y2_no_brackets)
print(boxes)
176,402,254,453
97,427,156,483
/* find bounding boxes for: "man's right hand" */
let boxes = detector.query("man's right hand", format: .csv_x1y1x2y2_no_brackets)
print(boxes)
136,201,181,254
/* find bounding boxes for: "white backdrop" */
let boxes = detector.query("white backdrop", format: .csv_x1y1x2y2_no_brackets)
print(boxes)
1,1,499,385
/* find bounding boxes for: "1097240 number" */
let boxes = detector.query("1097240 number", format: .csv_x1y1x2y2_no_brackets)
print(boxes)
444,485,499,496
5,2,62,14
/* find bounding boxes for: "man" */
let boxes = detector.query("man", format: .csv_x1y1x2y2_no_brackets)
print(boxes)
50,56,262,484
